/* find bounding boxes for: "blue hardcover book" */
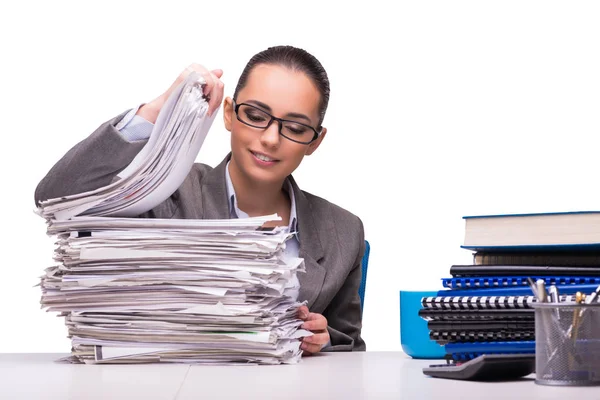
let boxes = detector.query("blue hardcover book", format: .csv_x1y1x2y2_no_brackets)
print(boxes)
461,211,600,251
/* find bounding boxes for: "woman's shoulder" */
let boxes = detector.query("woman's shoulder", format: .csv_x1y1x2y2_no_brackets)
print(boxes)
301,189,364,233
191,162,214,177
189,156,229,183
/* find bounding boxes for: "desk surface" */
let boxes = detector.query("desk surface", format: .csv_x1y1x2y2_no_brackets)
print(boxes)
0,352,596,399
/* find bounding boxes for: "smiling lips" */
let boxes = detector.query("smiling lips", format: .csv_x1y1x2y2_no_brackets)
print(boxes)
250,150,280,165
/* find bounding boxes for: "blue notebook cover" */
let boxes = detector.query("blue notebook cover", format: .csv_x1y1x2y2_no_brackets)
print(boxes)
445,341,536,361
446,341,535,355
442,276,600,289
437,283,600,297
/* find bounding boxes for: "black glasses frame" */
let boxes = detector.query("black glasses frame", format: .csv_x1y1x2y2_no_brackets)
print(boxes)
233,100,321,144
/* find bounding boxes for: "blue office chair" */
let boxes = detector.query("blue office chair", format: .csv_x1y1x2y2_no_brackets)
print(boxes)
358,240,370,312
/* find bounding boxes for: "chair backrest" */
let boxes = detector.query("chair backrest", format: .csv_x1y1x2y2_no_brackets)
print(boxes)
358,240,370,312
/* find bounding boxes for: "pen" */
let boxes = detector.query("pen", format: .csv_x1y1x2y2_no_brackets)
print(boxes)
536,279,548,303
548,285,559,303
566,285,600,371
584,284,600,305
548,285,560,320
565,292,584,370
573,283,600,323
527,277,539,299
570,292,583,341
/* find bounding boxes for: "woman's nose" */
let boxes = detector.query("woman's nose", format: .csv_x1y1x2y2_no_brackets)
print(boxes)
259,121,281,148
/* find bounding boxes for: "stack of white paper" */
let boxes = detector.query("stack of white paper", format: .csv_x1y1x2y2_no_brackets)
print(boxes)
40,215,309,364
37,72,309,364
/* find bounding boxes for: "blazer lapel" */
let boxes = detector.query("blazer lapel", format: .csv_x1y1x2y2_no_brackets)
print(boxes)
200,154,231,219
289,176,327,310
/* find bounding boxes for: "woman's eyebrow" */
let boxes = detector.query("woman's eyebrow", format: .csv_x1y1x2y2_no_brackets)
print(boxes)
246,99,312,123
285,112,312,123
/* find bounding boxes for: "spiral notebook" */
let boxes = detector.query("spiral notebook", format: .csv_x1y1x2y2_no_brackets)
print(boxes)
436,283,599,297
427,320,534,332
422,295,536,310
450,265,600,277
431,331,535,344
419,309,533,321
442,276,600,289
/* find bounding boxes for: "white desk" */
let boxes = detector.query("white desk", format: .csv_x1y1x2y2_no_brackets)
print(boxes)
0,352,596,399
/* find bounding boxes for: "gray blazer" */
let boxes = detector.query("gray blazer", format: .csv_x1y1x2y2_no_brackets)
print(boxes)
35,112,366,351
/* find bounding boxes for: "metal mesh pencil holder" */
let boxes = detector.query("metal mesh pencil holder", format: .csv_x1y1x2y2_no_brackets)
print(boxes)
533,302,600,386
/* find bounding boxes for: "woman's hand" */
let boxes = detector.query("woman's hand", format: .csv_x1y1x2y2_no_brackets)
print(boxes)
298,305,330,355
137,63,224,123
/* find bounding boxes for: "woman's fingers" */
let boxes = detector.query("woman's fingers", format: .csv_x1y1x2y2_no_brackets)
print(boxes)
303,332,329,346
137,63,223,125
297,308,329,355
301,331,329,354
301,342,322,354
207,72,224,116
297,305,309,320
301,313,328,331
187,64,223,116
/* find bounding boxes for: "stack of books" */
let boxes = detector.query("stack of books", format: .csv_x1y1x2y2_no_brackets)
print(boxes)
422,211,600,361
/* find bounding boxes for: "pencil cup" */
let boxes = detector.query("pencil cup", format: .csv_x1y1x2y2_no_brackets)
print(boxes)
533,303,600,386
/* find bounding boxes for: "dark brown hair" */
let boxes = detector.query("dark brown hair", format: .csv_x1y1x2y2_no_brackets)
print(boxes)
233,45,330,127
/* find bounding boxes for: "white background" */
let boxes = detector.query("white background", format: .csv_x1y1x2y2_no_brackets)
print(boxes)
1,0,600,352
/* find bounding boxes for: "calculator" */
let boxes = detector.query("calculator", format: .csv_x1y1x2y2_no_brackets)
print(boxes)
422,354,535,381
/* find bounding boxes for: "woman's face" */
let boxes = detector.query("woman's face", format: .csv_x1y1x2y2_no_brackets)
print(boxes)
223,64,326,186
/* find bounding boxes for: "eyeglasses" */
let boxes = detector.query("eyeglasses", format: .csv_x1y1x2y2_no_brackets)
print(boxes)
233,100,322,144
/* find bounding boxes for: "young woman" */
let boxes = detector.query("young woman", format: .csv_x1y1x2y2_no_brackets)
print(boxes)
35,46,366,353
